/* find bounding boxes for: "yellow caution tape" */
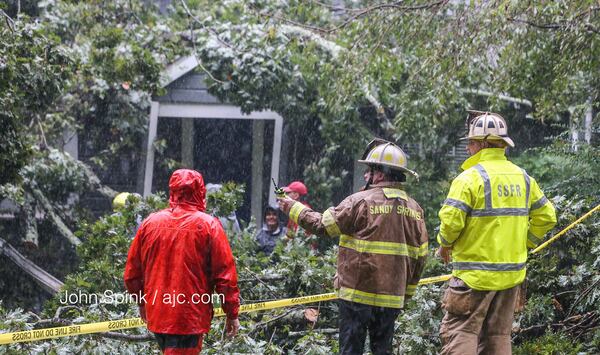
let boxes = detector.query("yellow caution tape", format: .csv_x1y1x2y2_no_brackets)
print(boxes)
213,292,338,317
2,204,596,345
214,274,453,317
0,318,145,345
1,275,450,345
418,274,452,285
531,203,600,254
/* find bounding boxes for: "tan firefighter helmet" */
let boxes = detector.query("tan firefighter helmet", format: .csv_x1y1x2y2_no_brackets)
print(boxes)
358,139,418,178
461,110,515,147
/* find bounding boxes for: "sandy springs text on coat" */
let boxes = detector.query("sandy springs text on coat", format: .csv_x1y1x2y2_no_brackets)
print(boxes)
0,203,598,346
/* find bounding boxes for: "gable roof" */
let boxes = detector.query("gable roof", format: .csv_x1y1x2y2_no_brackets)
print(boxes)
161,55,199,87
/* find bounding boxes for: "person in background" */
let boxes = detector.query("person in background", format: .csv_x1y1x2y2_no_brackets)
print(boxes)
436,111,557,354
283,181,310,238
124,169,240,355
255,205,287,254
278,140,428,355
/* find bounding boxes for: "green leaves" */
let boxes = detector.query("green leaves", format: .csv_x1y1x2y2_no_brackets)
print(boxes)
206,181,245,218
1,0,599,352
0,19,72,185
511,144,600,348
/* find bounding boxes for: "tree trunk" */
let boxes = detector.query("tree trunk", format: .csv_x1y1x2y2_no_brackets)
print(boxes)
569,107,579,151
584,99,593,144
0,237,64,294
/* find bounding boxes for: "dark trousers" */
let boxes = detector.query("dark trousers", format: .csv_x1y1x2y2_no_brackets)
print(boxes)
338,300,401,355
153,333,204,355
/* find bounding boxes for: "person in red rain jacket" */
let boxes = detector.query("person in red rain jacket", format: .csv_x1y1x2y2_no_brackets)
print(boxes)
283,181,311,237
124,169,240,354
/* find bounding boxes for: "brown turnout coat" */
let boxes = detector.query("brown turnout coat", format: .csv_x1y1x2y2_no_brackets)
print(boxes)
290,181,428,308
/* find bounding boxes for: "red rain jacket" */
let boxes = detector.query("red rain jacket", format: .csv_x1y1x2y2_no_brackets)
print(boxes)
124,169,239,334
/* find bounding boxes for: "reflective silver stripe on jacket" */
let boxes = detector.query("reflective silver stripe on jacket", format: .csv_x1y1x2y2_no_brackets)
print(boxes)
521,169,531,208
531,196,549,210
438,233,452,247
470,208,529,217
474,164,492,209
443,198,472,214
452,261,526,271
339,234,428,258
528,231,543,246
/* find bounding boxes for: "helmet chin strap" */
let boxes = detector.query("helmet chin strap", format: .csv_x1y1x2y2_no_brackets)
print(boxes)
364,166,374,191
475,134,491,149
366,175,374,189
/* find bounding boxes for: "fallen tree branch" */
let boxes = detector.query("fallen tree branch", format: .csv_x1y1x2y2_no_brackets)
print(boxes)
279,24,395,130
47,145,118,199
29,186,81,246
98,331,154,342
0,9,15,32
514,323,550,336
288,328,337,337
554,290,578,298
0,237,64,294
243,267,280,298
75,159,118,200
567,278,600,318
54,305,83,320
507,9,600,35
513,311,600,341
249,308,321,336
268,14,330,35
176,15,395,138
326,0,448,34
179,0,234,49
248,307,299,335
34,318,71,328
238,275,285,283
309,0,366,13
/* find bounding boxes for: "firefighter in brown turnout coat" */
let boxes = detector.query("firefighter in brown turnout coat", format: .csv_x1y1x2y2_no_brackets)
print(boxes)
278,140,429,355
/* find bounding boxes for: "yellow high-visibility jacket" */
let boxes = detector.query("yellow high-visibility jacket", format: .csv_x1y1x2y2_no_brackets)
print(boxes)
437,148,557,290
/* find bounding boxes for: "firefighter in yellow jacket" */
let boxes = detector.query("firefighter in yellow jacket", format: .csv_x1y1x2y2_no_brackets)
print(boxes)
278,140,428,355
437,111,557,355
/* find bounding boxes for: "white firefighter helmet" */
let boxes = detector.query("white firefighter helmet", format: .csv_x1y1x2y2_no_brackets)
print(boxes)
461,110,515,147
358,140,418,178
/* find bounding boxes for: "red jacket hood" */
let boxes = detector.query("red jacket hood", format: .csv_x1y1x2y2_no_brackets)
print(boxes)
168,169,206,211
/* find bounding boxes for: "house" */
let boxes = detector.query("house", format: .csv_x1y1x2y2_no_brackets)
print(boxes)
144,55,284,223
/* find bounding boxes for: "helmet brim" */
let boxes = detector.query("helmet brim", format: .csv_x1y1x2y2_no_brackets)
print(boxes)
357,160,419,179
459,135,515,148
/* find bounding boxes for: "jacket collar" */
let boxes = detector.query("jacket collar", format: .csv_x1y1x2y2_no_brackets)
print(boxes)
262,224,282,235
461,148,507,171
368,181,404,190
